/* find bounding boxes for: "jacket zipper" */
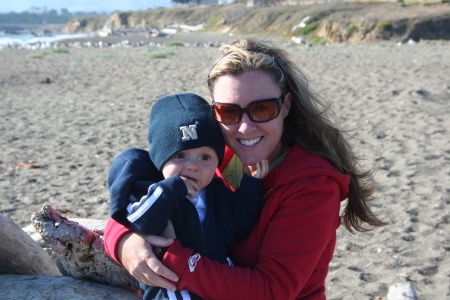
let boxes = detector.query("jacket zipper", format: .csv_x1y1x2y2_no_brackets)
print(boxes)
183,197,205,253
260,188,274,212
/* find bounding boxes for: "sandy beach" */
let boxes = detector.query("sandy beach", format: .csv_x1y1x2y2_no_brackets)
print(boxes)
0,32,449,299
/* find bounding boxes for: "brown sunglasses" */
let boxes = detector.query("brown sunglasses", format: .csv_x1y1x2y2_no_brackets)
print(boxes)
211,96,284,125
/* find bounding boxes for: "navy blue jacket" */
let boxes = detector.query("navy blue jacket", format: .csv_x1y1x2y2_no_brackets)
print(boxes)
108,148,263,300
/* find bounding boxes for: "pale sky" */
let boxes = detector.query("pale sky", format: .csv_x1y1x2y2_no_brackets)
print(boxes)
0,0,174,13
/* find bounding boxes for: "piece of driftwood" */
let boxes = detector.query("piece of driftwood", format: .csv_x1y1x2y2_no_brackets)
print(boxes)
0,213,60,276
0,274,140,300
31,204,139,293
22,217,108,248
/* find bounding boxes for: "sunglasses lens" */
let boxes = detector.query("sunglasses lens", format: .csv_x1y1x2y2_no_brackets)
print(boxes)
213,104,240,124
248,100,280,122
213,98,282,125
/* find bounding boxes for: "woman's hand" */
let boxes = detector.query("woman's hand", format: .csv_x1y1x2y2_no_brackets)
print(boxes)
117,232,178,290
161,219,177,240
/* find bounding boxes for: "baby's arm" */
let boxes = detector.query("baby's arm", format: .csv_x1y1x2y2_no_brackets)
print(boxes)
231,160,267,240
127,175,187,235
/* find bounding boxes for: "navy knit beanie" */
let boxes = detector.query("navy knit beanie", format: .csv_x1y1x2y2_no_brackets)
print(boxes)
148,93,225,171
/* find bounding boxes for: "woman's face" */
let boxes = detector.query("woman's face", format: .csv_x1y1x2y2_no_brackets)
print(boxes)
212,70,291,166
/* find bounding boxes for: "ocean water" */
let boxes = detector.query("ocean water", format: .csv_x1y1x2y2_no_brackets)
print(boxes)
0,32,89,47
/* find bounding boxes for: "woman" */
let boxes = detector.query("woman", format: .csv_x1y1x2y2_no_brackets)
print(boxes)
104,36,386,299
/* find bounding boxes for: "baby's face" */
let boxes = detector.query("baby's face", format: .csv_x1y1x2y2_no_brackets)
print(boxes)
162,146,218,190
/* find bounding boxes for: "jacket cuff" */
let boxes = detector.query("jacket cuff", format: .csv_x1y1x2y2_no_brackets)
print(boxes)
161,174,189,199
162,240,194,277
104,218,134,265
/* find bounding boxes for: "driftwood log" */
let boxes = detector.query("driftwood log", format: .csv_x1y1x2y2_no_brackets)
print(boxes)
0,213,60,276
22,217,109,248
31,204,139,293
0,274,140,300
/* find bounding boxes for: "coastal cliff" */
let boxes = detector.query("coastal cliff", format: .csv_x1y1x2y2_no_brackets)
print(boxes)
62,2,450,44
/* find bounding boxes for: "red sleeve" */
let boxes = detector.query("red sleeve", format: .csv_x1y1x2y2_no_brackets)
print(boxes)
162,175,342,299
104,218,134,265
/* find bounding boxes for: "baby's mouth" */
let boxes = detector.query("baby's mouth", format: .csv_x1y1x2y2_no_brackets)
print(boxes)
183,175,197,182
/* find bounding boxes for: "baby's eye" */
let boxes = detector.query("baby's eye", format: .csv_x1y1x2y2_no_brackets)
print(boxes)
174,153,185,159
200,155,210,161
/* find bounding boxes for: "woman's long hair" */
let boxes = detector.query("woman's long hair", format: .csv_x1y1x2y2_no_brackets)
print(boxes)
207,36,386,232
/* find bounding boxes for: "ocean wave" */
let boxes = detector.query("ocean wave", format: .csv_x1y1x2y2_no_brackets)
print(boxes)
0,33,89,46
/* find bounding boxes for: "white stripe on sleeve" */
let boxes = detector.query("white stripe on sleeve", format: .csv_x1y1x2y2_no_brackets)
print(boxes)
167,290,177,300
127,186,163,223
180,290,192,299
167,290,191,300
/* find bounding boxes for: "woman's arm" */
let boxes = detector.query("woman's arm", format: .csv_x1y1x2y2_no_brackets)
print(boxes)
161,175,343,299
103,218,178,290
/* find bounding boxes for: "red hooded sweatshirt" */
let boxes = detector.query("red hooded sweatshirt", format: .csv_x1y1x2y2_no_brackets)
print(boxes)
104,144,350,300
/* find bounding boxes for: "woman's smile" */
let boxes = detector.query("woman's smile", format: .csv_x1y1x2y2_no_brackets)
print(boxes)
238,137,262,147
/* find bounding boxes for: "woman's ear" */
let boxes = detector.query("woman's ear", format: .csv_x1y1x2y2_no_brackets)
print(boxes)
282,92,292,118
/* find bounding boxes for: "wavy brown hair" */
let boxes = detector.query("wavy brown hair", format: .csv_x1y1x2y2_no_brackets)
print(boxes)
207,36,386,232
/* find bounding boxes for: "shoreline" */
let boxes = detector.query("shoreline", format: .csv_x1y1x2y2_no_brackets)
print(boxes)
0,31,240,49
3,29,450,51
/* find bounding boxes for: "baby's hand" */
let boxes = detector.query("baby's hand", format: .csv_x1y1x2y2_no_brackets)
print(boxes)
246,159,269,179
180,176,199,199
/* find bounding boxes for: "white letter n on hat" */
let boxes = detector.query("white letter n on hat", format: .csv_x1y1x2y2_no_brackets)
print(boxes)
180,124,198,141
